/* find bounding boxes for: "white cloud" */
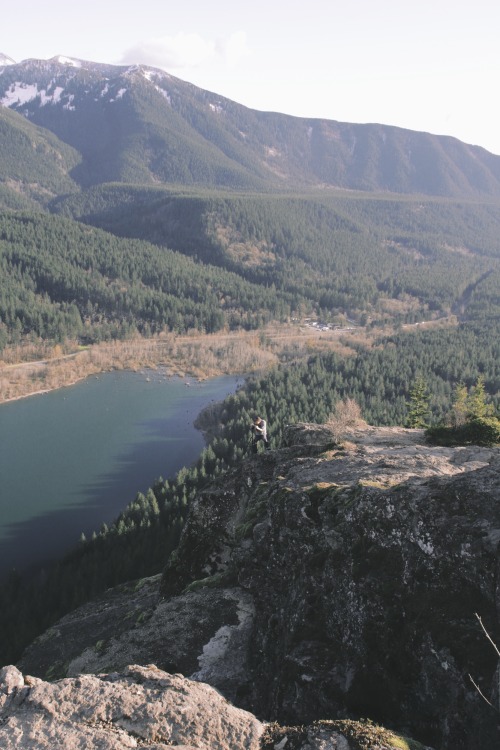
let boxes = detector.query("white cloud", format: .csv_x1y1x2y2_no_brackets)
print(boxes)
121,33,216,70
120,30,250,72
217,31,250,67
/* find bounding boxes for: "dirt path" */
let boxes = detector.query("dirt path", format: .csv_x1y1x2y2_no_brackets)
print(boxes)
2,351,81,370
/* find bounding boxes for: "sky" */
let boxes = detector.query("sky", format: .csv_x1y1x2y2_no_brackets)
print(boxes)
3,0,500,154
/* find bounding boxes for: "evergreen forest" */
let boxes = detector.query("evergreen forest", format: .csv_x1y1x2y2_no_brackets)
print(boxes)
2,189,500,352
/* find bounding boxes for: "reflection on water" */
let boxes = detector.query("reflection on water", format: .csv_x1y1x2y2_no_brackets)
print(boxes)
0,371,241,576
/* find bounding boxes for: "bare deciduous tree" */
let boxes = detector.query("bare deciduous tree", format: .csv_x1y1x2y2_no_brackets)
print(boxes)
468,613,500,714
325,397,365,441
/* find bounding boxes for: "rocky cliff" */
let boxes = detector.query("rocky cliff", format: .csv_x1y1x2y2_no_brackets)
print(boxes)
13,424,500,749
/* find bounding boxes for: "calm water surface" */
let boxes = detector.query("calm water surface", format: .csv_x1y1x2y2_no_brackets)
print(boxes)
0,371,241,575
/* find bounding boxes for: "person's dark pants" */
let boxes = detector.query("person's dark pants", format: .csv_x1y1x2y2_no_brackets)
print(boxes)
252,435,269,453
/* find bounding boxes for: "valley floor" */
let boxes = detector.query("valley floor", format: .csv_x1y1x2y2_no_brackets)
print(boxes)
0,318,455,404
0,324,353,403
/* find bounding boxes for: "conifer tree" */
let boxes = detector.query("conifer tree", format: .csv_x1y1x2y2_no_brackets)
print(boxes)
466,376,493,420
406,376,431,428
451,382,468,427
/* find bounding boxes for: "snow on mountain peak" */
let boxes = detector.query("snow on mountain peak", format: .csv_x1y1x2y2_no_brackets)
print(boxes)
141,68,172,104
0,53,16,66
50,56,82,68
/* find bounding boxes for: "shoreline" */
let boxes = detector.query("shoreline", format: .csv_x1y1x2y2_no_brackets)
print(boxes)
0,359,239,406
0,378,85,405
0,321,393,405
0,329,276,405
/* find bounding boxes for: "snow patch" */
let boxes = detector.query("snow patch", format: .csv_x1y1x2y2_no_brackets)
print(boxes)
142,67,171,82
1,81,66,108
63,94,76,111
52,55,82,68
275,738,288,749
195,624,232,667
43,85,64,105
141,70,171,103
1,82,39,107
154,85,171,103
209,102,223,115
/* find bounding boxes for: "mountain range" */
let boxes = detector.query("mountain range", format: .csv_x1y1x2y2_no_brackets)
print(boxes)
2,54,500,199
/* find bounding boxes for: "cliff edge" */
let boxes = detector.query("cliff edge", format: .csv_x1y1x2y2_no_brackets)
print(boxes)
16,423,500,749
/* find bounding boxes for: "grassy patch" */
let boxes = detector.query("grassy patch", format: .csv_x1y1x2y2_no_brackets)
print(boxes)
261,720,430,750
183,570,234,593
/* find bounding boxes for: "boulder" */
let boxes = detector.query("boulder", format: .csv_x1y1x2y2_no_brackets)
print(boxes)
0,664,263,750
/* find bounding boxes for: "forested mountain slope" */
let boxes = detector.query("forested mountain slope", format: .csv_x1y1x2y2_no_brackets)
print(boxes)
2,195,500,351
0,106,79,208
55,185,500,324
2,56,500,197
0,210,296,346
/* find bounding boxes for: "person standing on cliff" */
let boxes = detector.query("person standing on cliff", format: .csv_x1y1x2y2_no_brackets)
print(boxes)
252,416,270,452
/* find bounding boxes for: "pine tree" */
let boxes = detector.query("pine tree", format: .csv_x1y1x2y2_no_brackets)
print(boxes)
450,382,468,427
466,376,493,420
406,376,431,428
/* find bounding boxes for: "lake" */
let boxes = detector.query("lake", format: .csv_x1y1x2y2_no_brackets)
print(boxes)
0,370,241,577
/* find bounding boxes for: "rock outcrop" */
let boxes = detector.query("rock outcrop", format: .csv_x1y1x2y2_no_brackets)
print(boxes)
0,663,263,749
17,424,500,749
